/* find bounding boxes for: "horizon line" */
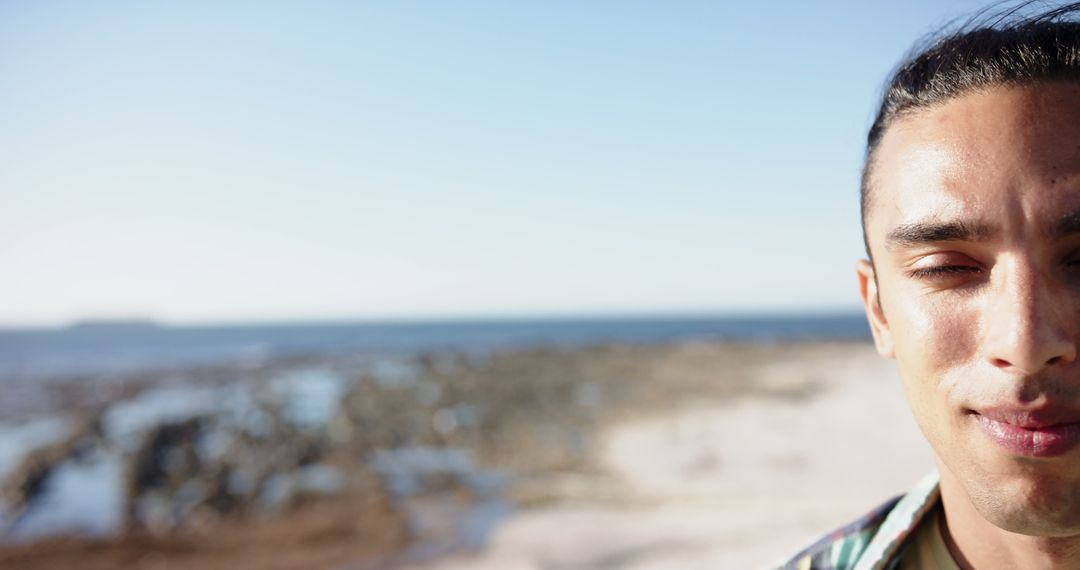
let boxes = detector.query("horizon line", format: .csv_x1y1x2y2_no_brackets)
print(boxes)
0,306,867,331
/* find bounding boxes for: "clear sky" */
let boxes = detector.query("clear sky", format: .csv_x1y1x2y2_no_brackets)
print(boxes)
1,1,992,326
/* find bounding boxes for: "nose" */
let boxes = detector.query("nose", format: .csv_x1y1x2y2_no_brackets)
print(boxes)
984,264,1078,375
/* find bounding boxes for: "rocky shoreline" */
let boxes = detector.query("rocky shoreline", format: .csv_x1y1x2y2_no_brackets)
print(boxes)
0,340,859,569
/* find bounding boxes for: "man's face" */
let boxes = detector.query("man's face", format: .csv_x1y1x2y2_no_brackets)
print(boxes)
859,82,1080,536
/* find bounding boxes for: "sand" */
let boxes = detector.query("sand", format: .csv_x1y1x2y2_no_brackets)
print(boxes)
413,343,937,570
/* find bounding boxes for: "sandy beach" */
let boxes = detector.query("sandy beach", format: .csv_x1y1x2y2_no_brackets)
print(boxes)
411,342,935,570
0,340,936,569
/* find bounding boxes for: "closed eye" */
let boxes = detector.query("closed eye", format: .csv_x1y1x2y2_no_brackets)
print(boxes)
907,265,983,280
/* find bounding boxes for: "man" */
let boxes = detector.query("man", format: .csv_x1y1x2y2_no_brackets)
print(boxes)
780,3,1080,569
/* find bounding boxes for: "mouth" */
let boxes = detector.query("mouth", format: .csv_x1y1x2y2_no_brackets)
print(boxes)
970,406,1080,458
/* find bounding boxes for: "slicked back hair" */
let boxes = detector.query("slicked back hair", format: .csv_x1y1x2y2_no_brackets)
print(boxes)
861,1,1080,256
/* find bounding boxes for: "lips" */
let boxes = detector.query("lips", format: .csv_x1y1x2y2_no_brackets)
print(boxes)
972,406,1080,458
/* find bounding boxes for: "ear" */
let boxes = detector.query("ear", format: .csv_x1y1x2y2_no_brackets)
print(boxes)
856,259,895,358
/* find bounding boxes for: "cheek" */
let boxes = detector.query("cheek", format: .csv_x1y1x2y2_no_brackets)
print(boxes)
891,293,979,371
887,292,981,418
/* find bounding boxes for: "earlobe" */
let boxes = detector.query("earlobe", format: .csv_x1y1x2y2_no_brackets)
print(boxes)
856,259,895,358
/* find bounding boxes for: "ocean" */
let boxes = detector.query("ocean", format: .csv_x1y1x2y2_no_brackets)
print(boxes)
0,314,870,382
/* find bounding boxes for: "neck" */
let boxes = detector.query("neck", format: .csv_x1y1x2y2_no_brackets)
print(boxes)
938,464,1080,569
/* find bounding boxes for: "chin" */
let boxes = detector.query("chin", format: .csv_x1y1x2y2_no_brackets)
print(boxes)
965,465,1080,537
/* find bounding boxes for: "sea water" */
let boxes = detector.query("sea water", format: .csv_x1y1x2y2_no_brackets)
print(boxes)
0,314,870,384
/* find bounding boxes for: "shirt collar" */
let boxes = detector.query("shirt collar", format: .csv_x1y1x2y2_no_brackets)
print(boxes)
854,471,941,570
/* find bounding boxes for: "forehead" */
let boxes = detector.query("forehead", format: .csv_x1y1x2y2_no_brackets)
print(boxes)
865,82,1080,247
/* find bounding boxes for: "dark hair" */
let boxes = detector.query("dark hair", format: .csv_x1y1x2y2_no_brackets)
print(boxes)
861,1,1080,254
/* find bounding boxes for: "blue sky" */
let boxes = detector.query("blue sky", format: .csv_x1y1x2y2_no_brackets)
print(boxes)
1,1,992,325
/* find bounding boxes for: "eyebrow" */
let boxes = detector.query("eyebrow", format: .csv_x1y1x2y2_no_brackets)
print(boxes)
884,209,1080,249
885,220,997,249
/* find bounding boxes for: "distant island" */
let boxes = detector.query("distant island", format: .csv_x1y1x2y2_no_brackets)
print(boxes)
66,319,163,332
